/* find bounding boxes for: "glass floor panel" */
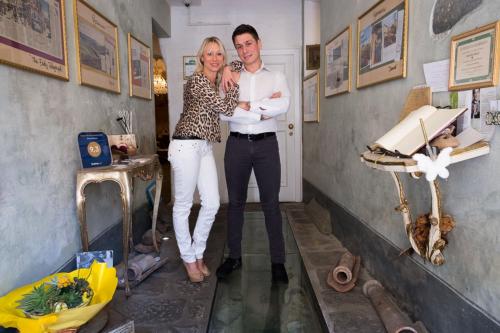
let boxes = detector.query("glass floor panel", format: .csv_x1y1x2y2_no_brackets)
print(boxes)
208,211,324,333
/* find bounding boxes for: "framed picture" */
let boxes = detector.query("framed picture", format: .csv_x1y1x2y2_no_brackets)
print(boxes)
449,21,500,91
357,0,408,88
306,44,320,70
325,26,352,97
74,0,120,93
303,73,320,122
76,250,113,269
183,56,197,80
0,0,69,80
128,34,151,99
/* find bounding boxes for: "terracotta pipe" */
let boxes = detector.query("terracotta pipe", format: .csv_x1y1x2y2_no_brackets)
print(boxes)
363,280,424,333
127,254,159,281
333,252,355,284
326,252,360,292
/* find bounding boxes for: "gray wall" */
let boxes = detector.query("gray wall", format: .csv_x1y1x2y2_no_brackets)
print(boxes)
0,0,170,295
304,0,500,323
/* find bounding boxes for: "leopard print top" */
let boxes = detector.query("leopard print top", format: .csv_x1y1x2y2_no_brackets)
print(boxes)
173,72,239,142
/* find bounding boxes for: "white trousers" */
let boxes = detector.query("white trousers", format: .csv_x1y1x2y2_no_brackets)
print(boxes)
168,139,220,263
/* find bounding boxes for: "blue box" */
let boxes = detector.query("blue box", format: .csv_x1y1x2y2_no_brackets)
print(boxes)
78,132,112,168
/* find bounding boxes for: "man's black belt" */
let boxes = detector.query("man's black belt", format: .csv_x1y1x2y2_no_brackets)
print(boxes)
172,135,203,140
230,132,275,141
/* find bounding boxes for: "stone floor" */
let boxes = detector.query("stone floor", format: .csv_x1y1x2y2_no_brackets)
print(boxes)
100,205,227,333
99,202,386,333
283,203,385,333
100,204,325,333
1,203,390,333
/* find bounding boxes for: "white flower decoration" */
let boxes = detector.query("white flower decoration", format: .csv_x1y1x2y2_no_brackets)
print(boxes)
412,147,453,181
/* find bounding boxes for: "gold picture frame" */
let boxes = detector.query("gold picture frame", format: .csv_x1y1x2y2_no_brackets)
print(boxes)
449,21,500,91
325,26,352,97
303,73,320,123
357,0,408,88
306,44,320,70
0,0,69,80
183,56,197,80
128,34,152,99
74,0,120,93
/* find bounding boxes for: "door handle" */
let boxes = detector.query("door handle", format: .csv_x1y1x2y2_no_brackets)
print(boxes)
288,123,294,130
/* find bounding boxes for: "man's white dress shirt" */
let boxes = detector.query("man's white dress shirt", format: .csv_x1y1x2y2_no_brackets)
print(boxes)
220,62,290,134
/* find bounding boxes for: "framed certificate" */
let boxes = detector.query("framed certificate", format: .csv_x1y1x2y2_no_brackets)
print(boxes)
449,21,500,91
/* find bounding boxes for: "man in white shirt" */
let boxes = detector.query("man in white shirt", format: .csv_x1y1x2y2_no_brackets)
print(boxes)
216,24,291,283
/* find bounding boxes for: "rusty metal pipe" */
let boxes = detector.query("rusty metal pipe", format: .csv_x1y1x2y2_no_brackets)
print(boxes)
333,252,355,284
363,280,419,333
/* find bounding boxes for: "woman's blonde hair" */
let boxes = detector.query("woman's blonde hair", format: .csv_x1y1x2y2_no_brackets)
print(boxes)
195,36,227,74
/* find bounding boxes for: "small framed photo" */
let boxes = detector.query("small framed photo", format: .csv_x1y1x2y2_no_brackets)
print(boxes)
449,21,500,91
128,34,152,99
0,0,69,80
306,44,320,70
76,250,113,269
74,0,120,93
357,0,408,88
303,73,320,122
183,56,197,80
325,26,352,97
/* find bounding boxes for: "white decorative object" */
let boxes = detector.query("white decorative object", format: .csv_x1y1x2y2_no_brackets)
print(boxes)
412,147,452,181
361,141,490,265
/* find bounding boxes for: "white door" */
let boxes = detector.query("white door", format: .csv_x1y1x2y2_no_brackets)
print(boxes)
214,49,302,203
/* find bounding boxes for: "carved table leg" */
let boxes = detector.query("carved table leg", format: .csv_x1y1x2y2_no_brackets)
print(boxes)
118,172,134,297
390,172,446,265
76,175,90,251
428,180,444,265
151,168,163,253
390,172,423,257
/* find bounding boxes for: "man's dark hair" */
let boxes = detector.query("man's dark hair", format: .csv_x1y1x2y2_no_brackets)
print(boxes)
232,24,260,44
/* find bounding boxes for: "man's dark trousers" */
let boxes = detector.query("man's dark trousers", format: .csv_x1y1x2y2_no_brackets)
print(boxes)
224,134,285,264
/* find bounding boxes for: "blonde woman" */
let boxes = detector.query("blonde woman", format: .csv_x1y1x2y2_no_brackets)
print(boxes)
168,37,245,282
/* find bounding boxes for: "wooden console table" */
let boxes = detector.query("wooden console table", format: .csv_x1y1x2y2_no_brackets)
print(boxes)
361,142,489,265
76,155,163,296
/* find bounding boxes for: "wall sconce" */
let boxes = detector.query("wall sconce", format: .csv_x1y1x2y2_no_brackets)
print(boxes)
153,58,168,95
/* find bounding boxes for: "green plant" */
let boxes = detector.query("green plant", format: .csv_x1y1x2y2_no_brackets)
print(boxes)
17,284,59,316
17,275,93,316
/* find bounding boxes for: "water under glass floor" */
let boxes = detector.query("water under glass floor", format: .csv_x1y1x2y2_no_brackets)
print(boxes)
208,210,324,332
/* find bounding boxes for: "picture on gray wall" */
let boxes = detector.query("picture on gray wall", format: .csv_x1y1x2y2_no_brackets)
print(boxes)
325,25,351,97
357,0,408,88
306,44,320,70
303,72,319,122
0,0,68,80
78,20,116,75
74,0,120,93
128,33,152,99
